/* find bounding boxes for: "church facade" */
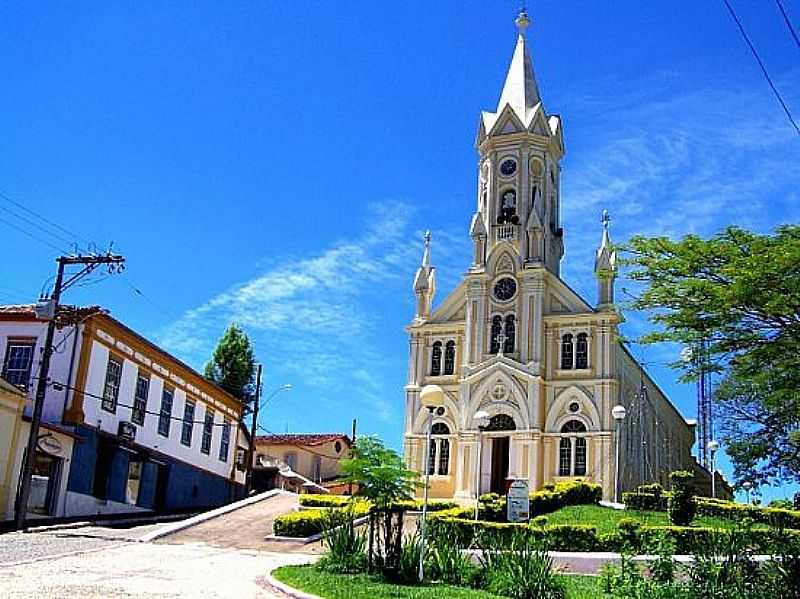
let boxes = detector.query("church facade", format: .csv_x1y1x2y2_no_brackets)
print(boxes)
403,11,695,501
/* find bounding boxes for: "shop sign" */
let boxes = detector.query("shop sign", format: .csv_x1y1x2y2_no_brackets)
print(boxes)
37,434,63,456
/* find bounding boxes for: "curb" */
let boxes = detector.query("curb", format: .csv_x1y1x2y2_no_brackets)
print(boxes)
139,489,294,543
263,564,321,599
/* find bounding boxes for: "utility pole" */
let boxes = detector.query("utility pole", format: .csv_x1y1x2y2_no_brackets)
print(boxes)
14,252,124,530
246,364,263,494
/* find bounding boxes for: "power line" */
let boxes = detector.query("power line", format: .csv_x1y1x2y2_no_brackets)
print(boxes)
0,189,92,250
775,0,800,50
0,204,78,250
721,0,800,136
0,214,70,254
39,378,239,428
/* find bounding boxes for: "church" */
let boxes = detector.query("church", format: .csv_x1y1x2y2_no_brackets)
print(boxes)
403,11,695,501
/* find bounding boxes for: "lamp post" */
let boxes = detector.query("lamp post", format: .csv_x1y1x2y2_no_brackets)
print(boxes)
707,440,720,498
473,410,490,520
742,481,752,504
418,384,444,583
611,404,626,504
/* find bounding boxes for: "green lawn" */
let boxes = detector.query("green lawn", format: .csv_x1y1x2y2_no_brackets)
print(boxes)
544,504,745,535
273,565,602,599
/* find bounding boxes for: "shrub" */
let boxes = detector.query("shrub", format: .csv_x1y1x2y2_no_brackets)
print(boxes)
623,491,669,512
528,480,602,517
316,506,367,574
531,516,548,528
478,530,566,599
617,518,643,552
668,471,696,526
298,494,352,508
427,527,478,586
695,497,800,529
543,524,599,551
274,509,328,537
397,533,423,584
298,494,459,512
273,503,369,538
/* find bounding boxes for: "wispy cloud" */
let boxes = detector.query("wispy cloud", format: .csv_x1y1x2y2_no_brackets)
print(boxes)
158,200,467,424
559,69,800,299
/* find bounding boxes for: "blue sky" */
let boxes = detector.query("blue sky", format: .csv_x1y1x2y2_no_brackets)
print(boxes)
2,2,798,501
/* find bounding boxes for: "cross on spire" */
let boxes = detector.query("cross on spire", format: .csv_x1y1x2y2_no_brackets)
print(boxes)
421,230,432,267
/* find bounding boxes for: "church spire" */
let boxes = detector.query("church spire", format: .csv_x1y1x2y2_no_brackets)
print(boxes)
496,8,542,122
595,210,617,310
413,231,436,320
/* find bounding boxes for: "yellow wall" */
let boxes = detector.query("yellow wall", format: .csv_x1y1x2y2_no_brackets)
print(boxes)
0,381,26,521
256,439,349,482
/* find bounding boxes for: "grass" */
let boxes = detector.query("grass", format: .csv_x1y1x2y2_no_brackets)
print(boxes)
544,504,750,535
273,565,602,598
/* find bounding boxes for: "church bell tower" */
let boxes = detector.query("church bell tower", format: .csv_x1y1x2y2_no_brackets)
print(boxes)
472,9,565,275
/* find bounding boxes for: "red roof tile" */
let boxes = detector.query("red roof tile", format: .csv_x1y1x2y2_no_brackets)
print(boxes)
254,433,351,447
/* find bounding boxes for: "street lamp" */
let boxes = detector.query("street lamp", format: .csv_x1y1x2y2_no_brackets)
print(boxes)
611,405,626,504
707,440,720,499
742,481,752,504
418,384,444,583
473,410,490,520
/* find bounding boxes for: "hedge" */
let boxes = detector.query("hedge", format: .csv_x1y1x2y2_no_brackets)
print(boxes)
273,503,370,538
478,480,602,522
298,494,459,512
427,515,800,554
621,490,800,530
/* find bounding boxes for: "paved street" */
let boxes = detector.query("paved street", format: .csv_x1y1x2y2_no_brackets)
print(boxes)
0,525,315,598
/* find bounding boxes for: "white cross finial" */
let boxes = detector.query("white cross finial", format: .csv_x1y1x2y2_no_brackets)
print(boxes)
602,209,610,230
421,230,432,267
497,332,507,356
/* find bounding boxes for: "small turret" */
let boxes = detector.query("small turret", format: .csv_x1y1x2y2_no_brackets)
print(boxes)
594,210,617,310
413,231,436,320
469,212,487,269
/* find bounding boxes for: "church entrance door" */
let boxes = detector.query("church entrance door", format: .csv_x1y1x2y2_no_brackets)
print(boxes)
490,436,510,495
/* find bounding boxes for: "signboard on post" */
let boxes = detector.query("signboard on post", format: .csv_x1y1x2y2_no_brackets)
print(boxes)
506,479,530,522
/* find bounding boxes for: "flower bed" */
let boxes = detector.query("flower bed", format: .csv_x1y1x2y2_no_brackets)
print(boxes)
298,494,459,512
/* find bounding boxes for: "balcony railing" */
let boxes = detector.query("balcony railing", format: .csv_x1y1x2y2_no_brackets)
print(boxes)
495,224,518,242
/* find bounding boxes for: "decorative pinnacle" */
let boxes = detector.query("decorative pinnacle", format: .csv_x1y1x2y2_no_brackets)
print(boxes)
422,230,432,267
601,209,610,231
515,7,530,35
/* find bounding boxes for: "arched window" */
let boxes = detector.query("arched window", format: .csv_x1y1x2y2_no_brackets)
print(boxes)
561,420,587,433
558,420,588,477
498,189,518,224
444,341,456,375
428,422,451,475
490,316,503,354
504,315,515,354
486,414,516,431
575,333,588,369
561,334,574,369
430,341,442,376
559,438,571,476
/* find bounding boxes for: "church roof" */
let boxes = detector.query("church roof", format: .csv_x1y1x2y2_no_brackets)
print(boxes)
496,10,541,123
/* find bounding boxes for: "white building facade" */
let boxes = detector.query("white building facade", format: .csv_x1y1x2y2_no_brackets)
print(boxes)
403,11,694,501
0,306,246,519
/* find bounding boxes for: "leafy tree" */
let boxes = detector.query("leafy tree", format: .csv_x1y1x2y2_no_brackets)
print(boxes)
340,436,419,509
623,225,800,487
204,323,256,406
340,436,419,577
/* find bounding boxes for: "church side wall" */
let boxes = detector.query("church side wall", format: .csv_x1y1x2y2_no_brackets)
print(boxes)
616,346,695,491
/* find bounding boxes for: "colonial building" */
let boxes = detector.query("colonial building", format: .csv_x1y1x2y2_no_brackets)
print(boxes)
0,305,247,520
252,433,351,493
403,11,695,501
